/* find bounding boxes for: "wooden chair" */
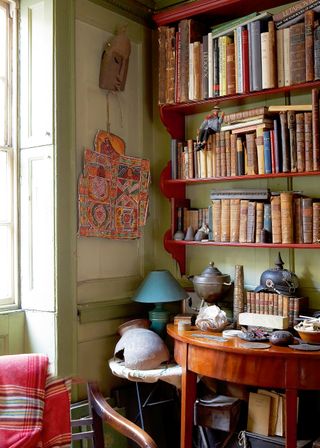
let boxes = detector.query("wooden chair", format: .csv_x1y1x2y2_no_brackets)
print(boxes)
71,381,158,448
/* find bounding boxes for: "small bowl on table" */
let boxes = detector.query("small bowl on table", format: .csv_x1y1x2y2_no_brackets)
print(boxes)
294,325,320,344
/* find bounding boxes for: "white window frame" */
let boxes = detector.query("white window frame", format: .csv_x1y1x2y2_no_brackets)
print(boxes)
0,0,18,308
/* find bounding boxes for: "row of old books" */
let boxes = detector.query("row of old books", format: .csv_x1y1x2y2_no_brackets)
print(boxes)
245,291,308,327
158,0,320,104
176,190,320,244
171,101,320,180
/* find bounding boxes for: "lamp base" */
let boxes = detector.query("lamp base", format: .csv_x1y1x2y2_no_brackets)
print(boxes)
149,303,170,336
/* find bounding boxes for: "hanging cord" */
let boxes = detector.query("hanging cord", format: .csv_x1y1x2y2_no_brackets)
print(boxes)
105,91,124,132
238,430,249,448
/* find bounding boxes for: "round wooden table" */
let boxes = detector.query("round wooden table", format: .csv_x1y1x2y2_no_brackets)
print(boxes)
167,324,320,448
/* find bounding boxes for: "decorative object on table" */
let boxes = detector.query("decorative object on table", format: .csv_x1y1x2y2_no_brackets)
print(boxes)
132,270,188,335
99,26,131,92
269,330,294,346
195,304,228,332
238,327,270,342
188,261,232,307
196,107,224,150
114,328,170,370
294,317,320,344
233,265,244,328
78,130,150,239
255,252,299,296
173,207,184,240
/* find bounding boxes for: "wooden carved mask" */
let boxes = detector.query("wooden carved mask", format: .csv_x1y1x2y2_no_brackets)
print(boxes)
99,27,131,91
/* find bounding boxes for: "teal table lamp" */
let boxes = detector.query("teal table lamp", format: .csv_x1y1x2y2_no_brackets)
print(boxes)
132,270,188,335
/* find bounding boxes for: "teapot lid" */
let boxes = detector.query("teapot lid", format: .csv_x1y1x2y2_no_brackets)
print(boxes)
200,261,223,277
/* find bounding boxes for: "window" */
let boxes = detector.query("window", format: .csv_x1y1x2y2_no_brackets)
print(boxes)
0,0,17,307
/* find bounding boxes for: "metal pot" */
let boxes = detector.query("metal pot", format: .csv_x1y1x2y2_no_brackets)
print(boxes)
188,261,232,303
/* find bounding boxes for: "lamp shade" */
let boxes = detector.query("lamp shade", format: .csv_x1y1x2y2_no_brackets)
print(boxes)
132,270,188,304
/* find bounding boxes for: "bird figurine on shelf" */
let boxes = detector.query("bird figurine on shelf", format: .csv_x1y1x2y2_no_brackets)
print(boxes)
196,107,224,150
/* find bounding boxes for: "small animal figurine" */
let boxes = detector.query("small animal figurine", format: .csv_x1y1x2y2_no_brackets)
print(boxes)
196,107,224,150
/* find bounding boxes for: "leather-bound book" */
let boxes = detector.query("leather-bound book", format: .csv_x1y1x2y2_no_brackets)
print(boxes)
210,134,216,178
283,27,291,86
158,26,167,104
263,129,272,174
294,196,304,243
313,201,320,242
187,139,194,179
206,146,213,178
242,27,250,93
220,199,230,242
255,126,265,174
296,113,305,172
315,25,320,80
230,134,237,177
247,201,256,243
239,200,249,243
245,132,258,175
220,131,226,177
175,29,181,102
290,22,306,85
276,29,285,87
192,41,202,101
280,192,294,243
255,202,264,243
305,10,315,81
213,37,220,96
202,34,209,99
226,42,236,95
165,27,176,104
273,117,282,173
304,111,313,171
230,198,241,242
271,195,282,243
312,88,320,170
219,35,232,96
302,197,313,243
236,136,245,176
223,106,269,124
199,148,207,178
287,110,297,172
268,20,277,88
212,199,221,241
215,132,221,177
279,112,290,172
273,0,320,28
225,131,231,177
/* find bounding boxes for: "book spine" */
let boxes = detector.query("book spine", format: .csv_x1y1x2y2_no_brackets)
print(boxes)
220,199,230,242
165,27,176,104
279,112,290,173
289,22,306,85
274,0,320,27
294,196,304,243
218,36,228,96
313,201,320,242
236,136,245,175
225,131,231,177
211,134,216,178
263,129,272,174
224,106,268,123
245,132,258,175
202,34,209,99
207,32,213,98
255,202,264,243
213,38,220,96
312,88,320,170
255,126,265,174
239,200,249,243
206,143,213,178
315,25,320,80
296,113,305,172
192,41,202,100
302,197,313,243
268,20,277,88
304,111,313,171
305,10,315,81
261,31,271,89
175,29,181,102
247,201,256,242
220,132,226,177
276,29,285,87
250,20,262,91
178,19,190,102
187,139,194,178
230,198,240,242
287,110,297,172
283,27,291,86
263,203,272,242
235,27,243,93
280,192,294,243
212,199,221,241
226,42,236,95
158,26,167,104
242,27,250,93
271,195,282,243
230,134,237,176
170,139,178,179
273,117,282,173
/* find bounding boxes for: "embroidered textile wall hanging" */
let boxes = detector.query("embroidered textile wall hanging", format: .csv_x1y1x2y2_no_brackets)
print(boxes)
78,130,150,239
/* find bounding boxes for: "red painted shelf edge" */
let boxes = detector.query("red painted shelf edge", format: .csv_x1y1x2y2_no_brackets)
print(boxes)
164,229,186,274
165,240,320,249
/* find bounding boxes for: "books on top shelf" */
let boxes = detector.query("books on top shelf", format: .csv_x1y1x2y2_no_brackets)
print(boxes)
158,3,320,104
170,94,320,181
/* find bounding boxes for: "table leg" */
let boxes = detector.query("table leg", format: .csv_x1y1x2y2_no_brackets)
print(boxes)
180,342,197,448
285,388,297,448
